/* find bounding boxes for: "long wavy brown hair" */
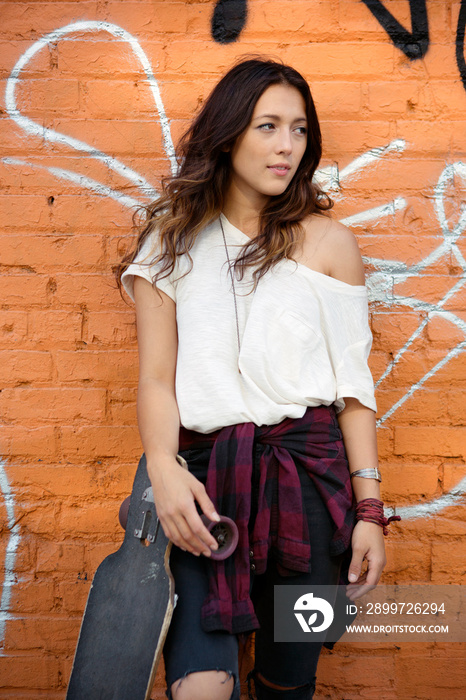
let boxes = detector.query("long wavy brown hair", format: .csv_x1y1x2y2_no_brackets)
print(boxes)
116,56,332,293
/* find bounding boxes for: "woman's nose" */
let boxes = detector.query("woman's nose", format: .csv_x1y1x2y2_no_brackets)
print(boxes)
275,129,292,154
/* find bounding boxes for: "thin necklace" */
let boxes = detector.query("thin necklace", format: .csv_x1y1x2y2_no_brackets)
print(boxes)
219,215,242,358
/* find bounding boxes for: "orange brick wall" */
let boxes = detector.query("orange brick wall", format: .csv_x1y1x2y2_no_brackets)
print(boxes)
1,1,465,698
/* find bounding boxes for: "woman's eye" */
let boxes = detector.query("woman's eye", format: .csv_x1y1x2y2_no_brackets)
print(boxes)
258,123,275,131
295,126,307,135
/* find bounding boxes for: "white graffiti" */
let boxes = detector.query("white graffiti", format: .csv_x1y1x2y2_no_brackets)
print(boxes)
0,461,20,648
4,20,177,203
1,20,465,646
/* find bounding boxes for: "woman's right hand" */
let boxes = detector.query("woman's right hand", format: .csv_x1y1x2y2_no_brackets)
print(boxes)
148,455,220,557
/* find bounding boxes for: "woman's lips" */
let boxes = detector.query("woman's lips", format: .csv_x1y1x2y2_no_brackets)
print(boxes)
268,165,291,176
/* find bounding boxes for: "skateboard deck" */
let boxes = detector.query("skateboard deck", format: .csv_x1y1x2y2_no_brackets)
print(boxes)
66,454,176,700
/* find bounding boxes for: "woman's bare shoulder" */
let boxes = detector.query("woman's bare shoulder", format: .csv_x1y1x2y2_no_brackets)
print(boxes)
300,215,365,286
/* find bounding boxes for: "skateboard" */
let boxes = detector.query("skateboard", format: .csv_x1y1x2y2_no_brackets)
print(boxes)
67,453,238,700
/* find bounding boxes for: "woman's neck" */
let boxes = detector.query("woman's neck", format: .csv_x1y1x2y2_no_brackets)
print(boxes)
222,186,267,238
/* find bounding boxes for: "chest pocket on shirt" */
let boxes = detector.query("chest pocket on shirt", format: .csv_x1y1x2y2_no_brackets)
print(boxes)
239,302,336,404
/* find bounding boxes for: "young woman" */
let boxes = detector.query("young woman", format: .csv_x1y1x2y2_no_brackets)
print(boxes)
118,57,391,700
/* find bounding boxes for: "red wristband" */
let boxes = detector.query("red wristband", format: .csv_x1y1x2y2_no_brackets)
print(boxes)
355,497,401,535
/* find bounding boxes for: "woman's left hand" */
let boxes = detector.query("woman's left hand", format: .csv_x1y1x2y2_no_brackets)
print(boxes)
345,520,387,601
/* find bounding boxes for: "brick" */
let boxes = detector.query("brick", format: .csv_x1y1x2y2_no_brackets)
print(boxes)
363,234,441,269
381,464,439,500
7,464,97,497
376,388,448,426
8,580,55,614
443,463,466,492
322,120,394,158
56,38,149,78
394,119,455,156
395,274,465,306
57,501,121,536
395,656,466,693
58,579,91,614
0,2,98,39
4,616,80,653
56,349,138,383
433,517,466,537
17,502,58,535
36,541,85,573
251,0,339,38
426,313,466,347
0,275,49,307
0,310,28,346
107,388,137,424
368,81,429,117
375,427,393,459
27,310,83,345
371,310,426,351
368,350,391,384
54,273,124,309
383,541,431,579
311,81,362,118
87,309,136,347
1,235,105,272
52,117,164,157
317,654,395,688
0,350,52,384
5,426,58,459
394,427,466,458
15,77,80,116
287,42,396,79
387,348,464,389
0,196,51,230
0,655,60,689
0,388,106,424
99,2,195,38
60,425,141,459
431,540,466,583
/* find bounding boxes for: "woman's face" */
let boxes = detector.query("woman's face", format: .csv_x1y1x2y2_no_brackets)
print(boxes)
228,83,308,208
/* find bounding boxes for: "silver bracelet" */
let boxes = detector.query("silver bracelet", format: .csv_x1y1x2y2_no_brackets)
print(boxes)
350,467,382,482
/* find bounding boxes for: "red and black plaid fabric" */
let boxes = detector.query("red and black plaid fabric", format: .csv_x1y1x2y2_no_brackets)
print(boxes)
178,404,354,635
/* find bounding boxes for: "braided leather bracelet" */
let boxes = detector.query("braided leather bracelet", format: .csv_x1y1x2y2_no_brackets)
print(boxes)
355,498,401,535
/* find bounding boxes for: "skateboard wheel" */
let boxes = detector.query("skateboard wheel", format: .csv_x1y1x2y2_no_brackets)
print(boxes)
118,496,131,530
201,515,239,560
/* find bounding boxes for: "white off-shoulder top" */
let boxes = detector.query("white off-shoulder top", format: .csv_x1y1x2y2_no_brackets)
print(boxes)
122,214,376,433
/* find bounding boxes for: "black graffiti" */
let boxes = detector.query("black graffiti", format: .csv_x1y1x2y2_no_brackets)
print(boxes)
212,0,248,44
209,0,466,94
457,0,466,92
361,0,428,59
362,0,466,93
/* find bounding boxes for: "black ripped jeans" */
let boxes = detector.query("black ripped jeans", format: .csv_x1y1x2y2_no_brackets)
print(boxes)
163,442,343,700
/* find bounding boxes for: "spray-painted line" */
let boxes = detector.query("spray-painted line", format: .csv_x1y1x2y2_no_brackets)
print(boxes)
338,139,406,182
377,339,466,426
1,157,144,209
363,161,466,409
385,475,466,520
0,461,20,649
317,139,407,193
341,197,407,226
434,162,466,238
374,278,466,389
5,20,176,199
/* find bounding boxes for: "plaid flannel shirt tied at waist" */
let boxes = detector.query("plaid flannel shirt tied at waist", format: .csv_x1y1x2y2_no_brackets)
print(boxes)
178,404,354,635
